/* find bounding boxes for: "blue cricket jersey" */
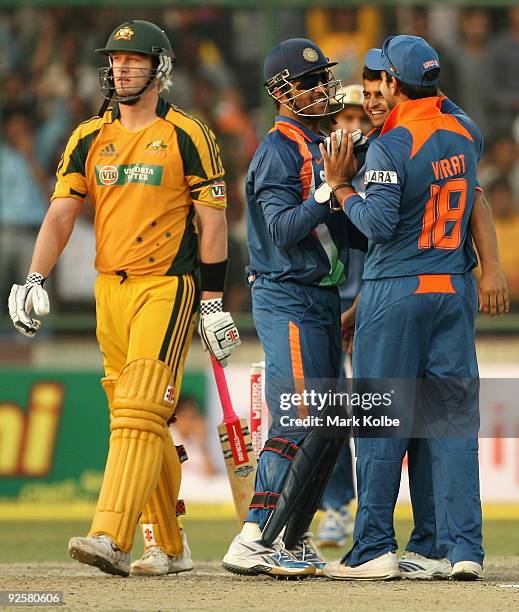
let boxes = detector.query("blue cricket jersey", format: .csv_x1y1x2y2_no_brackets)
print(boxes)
342,97,483,280
247,115,366,286
339,127,380,306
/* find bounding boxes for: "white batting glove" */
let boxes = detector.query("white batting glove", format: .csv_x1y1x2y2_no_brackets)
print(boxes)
198,298,240,367
8,273,50,338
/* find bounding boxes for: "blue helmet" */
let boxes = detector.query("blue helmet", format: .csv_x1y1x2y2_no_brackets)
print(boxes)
264,38,341,117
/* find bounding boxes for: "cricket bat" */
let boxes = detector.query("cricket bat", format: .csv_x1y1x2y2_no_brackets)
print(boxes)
210,354,257,524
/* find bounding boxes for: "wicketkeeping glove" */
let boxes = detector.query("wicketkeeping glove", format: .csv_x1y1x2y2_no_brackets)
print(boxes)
198,298,240,367
8,273,50,338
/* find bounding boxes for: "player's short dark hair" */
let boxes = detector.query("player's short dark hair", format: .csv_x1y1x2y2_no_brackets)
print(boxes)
362,66,382,82
385,69,439,100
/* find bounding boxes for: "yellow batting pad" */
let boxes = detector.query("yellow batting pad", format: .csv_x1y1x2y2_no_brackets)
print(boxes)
101,378,116,427
114,359,175,418
140,432,183,556
101,377,116,409
89,359,174,552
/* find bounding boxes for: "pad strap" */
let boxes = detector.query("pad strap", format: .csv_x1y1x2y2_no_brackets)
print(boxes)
176,499,186,517
176,444,188,463
260,437,299,461
250,491,280,509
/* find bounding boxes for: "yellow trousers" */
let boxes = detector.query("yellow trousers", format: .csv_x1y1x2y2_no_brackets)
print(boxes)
91,273,198,553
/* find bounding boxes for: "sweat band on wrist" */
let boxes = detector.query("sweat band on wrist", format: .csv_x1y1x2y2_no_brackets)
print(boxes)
199,259,228,292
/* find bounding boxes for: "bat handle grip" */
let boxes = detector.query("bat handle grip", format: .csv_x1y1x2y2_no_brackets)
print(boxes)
210,354,236,422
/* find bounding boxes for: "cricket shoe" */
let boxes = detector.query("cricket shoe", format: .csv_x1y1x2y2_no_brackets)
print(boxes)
131,531,194,576
399,552,451,580
68,534,130,577
290,533,327,576
451,561,483,581
316,505,354,548
324,551,401,581
222,534,316,578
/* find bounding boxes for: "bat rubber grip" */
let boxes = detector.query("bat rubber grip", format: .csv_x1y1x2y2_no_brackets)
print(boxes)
210,354,237,422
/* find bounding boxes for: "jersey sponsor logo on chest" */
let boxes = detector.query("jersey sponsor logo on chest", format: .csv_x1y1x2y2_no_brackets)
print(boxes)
95,164,163,186
364,169,399,185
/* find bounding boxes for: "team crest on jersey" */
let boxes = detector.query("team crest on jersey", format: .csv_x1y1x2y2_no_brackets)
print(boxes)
364,170,399,185
146,139,168,152
113,26,134,41
210,180,226,200
98,165,119,185
145,139,168,158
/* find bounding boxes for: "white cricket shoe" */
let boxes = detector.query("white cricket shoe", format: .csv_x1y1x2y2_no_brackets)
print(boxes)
131,531,194,576
399,552,451,580
290,533,327,576
68,534,131,577
222,534,315,578
316,505,354,548
451,561,483,581
324,551,401,581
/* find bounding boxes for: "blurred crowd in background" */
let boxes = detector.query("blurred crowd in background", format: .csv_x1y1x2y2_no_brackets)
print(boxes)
2,4,519,321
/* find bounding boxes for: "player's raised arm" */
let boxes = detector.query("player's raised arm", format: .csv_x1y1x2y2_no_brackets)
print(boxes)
321,133,403,243
8,197,82,337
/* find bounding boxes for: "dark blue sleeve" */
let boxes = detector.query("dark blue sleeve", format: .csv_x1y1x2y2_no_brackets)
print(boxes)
342,139,404,243
440,97,484,162
254,145,330,250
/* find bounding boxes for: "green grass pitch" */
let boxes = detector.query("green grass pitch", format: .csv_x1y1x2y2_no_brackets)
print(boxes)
2,518,518,563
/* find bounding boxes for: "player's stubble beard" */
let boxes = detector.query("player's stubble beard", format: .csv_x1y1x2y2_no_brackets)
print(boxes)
115,69,156,106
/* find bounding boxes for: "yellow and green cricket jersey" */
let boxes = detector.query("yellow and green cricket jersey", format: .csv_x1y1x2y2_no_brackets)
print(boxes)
52,97,226,276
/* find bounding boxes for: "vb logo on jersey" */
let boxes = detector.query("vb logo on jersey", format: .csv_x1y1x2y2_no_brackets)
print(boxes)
364,170,399,185
95,164,163,186
98,165,119,185
210,181,226,200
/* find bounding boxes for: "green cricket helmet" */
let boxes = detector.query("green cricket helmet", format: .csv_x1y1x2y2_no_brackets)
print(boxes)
96,20,175,104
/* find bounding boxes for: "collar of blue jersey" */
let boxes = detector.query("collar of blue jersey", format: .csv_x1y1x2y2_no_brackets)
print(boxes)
380,96,442,136
366,126,382,142
274,115,325,143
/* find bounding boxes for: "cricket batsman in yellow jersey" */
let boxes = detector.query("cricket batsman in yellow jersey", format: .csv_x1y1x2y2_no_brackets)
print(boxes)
8,20,241,577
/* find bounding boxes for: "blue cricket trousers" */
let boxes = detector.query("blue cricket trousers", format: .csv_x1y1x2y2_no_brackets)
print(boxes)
345,273,483,566
246,276,341,527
